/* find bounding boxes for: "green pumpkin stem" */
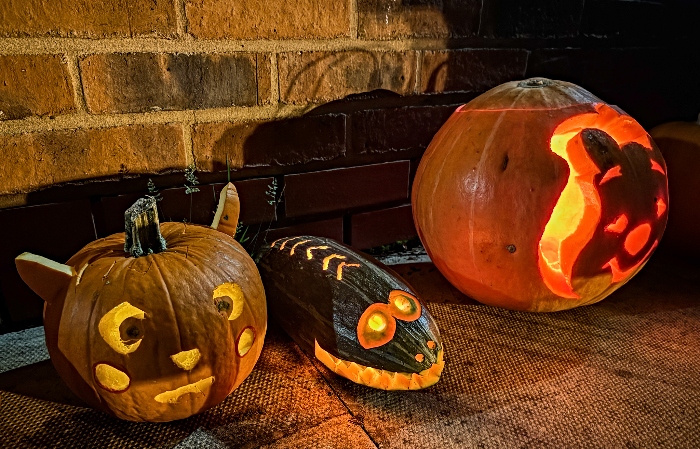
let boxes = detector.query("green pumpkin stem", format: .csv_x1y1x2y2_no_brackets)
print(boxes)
124,196,167,257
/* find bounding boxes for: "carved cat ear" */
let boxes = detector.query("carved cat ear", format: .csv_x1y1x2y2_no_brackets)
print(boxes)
15,252,76,304
211,182,240,238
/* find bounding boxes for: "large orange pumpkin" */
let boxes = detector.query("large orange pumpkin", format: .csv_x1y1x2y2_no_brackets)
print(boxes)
412,78,668,312
650,115,700,256
15,184,266,422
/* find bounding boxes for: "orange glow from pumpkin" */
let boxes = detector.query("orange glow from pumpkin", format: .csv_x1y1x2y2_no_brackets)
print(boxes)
650,160,666,175
600,166,622,185
604,240,658,282
538,104,654,298
656,197,667,217
336,262,360,281
388,290,421,321
605,214,628,233
357,304,396,349
289,240,310,256
624,223,651,256
306,246,329,259
322,254,346,270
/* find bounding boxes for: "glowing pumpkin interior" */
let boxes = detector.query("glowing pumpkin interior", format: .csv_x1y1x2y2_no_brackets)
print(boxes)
538,103,665,298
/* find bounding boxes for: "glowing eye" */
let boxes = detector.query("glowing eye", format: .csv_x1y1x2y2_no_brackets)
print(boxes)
393,296,412,313
387,291,421,321
237,327,256,357
98,302,146,355
213,282,246,320
357,304,396,349
367,313,388,332
94,363,130,393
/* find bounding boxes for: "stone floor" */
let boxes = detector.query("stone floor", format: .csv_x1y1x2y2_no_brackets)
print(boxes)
0,254,699,448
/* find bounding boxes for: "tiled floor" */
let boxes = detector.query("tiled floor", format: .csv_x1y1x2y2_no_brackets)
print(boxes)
1,254,699,448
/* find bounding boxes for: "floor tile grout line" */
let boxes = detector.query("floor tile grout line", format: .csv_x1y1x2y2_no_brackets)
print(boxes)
296,343,382,449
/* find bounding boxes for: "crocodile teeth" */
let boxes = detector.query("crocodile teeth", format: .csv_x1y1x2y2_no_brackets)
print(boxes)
314,340,445,390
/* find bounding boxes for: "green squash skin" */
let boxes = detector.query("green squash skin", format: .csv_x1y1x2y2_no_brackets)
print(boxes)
256,236,442,374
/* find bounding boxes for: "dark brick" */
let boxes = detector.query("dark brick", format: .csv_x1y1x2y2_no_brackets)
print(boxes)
81,53,259,114
0,0,176,38
97,178,277,237
0,55,75,121
350,204,416,250
526,47,700,127
580,0,699,41
421,49,529,94
264,218,344,245
233,178,279,225
357,0,481,39
0,200,96,324
193,114,346,172
279,51,417,104
479,0,585,38
351,105,457,156
284,161,410,218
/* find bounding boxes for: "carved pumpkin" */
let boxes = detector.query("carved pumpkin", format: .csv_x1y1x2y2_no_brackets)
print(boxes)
412,78,668,312
650,115,700,256
15,184,267,422
256,236,444,390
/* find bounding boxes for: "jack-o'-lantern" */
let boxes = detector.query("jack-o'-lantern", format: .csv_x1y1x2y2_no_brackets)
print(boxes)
412,78,668,312
256,236,444,390
15,184,267,422
650,115,700,256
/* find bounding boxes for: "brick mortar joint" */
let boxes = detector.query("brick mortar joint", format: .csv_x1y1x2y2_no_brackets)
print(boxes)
0,37,459,55
0,105,314,136
62,52,89,113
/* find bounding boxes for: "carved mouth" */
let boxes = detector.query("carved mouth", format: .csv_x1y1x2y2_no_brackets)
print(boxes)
154,376,215,404
314,340,444,390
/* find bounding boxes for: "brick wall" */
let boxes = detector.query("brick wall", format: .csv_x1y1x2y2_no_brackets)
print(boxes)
1,0,699,332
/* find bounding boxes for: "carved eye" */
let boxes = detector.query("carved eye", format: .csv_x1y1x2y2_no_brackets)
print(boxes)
94,363,130,393
388,291,421,321
357,304,397,349
99,302,146,355
213,282,245,320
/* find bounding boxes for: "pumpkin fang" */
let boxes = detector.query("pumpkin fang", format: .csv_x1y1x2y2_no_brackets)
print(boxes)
315,340,444,391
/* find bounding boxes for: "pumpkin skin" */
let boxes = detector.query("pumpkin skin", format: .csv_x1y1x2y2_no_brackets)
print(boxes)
256,236,444,390
412,78,668,312
17,215,266,421
650,117,700,255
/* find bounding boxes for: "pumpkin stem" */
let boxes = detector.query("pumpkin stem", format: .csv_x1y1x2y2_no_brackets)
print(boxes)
125,196,167,257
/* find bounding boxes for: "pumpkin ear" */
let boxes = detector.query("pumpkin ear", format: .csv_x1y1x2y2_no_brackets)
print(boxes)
211,182,240,237
15,252,76,304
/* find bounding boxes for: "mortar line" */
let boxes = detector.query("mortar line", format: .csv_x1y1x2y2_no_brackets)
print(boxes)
297,346,381,449
0,105,311,136
181,114,195,167
174,0,189,39
414,50,423,94
63,52,88,113
0,37,458,55
350,0,359,39
271,52,280,105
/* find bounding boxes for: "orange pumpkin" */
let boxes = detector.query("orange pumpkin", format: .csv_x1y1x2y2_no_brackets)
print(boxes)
650,115,700,256
15,184,266,422
412,78,668,312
